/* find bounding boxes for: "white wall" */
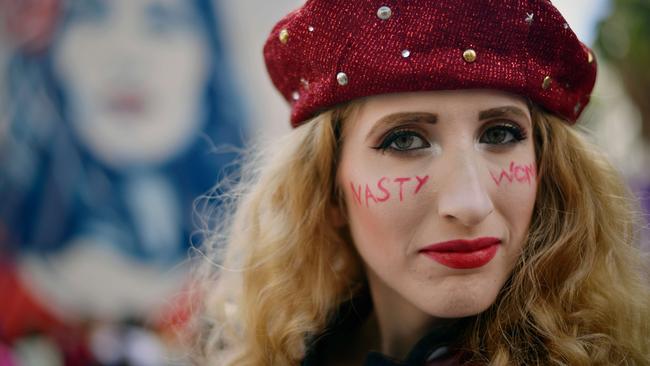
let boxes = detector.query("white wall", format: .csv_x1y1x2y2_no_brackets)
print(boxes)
216,0,303,140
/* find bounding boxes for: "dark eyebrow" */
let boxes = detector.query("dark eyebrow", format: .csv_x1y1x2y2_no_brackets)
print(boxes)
366,112,438,141
478,106,530,121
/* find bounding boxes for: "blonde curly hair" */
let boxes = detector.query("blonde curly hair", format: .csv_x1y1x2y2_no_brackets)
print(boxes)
190,101,650,365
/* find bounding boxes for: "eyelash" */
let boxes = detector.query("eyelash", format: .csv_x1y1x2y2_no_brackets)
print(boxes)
372,122,528,154
480,122,528,145
372,129,430,154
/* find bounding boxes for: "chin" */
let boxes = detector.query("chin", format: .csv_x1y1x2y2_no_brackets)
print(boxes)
422,282,501,319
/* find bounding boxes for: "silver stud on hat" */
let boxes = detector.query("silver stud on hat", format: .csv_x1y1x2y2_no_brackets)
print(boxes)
525,12,534,25
377,6,392,20
574,102,582,114
308,26,314,32
292,91,300,101
336,72,349,86
401,49,411,58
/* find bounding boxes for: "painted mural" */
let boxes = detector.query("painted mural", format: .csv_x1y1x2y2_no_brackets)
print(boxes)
0,0,247,363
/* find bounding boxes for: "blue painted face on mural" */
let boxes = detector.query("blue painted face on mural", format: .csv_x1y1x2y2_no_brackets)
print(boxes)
53,0,212,168
0,0,246,318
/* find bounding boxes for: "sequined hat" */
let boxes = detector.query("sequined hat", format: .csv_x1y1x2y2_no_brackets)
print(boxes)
264,0,597,128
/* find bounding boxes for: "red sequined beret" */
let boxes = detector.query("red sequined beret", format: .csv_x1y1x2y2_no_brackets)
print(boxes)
264,0,597,128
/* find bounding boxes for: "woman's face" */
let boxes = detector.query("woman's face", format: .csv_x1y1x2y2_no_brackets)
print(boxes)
52,0,210,168
337,90,537,319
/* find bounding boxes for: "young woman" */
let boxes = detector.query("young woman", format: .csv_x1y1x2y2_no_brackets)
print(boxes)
193,1,650,365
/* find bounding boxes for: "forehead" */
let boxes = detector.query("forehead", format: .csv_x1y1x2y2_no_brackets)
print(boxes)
345,89,530,135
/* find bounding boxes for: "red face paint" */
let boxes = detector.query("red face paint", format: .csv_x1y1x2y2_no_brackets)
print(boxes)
365,183,378,206
350,182,363,205
490,161,536,186
414,175,429,194
376,177,391,202
393,177,412,201
348,175,430,206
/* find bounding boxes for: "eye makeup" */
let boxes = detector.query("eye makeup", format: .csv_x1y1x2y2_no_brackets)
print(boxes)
367,105,531,156
478,121,528,146
365,112,438,142
372,128,431,153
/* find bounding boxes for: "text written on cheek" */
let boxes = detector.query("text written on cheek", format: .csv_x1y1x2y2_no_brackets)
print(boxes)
349,175,429,207
490,161,536,186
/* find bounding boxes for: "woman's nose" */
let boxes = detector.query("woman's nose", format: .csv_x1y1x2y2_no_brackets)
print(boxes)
436,156,494,227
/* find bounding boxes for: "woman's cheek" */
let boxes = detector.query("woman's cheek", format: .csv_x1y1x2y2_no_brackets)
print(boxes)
488,161,538,253
345,175,433,253
347,175,431,208
488,161,537,189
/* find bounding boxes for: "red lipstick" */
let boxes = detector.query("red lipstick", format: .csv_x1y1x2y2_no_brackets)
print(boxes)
419,237,501,269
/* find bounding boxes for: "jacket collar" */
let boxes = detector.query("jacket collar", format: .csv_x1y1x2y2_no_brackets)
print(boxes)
302,291,471,366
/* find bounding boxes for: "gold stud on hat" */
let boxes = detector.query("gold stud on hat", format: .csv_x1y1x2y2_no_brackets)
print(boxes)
279,29,289,44
587,50,594,64
463,49,477,63
542,76,552,90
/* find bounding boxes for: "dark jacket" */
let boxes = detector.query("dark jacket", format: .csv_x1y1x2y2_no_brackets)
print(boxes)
301,293,473,366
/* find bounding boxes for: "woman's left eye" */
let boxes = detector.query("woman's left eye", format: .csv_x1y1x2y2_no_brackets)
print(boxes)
479,123,527,145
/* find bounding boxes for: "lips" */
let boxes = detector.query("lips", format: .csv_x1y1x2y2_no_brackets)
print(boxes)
419,237,501,269
106,91,148,116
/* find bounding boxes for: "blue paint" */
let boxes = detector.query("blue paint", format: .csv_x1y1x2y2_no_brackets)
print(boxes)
0,0,248,265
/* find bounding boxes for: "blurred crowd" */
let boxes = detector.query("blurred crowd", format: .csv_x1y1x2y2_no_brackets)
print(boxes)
0,0,648,365
593,0,650,249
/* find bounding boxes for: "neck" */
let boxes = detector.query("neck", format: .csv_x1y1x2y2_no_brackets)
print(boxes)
364,271,457,360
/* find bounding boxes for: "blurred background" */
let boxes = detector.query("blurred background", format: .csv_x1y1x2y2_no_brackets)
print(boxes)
0,0,648,365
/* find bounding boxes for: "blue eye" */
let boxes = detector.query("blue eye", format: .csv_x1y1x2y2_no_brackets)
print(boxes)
479,123,527,145
374,130,430,152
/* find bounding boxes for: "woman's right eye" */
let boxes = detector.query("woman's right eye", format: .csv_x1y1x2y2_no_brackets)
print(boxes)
373,130,430,153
